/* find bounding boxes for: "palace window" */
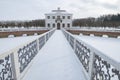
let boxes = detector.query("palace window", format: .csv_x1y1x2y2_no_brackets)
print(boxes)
48,23,50,27
57,16,60,19
53,23,55,27
62,24,65,27
53,16,55,19
47,16,50,19
62,16,65,19
67,23,70,27
68,16,70,19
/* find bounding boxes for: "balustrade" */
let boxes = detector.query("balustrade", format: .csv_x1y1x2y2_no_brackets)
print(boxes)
0,54,15,80
18,40,38,73
0,28,56,80
62,28,120,80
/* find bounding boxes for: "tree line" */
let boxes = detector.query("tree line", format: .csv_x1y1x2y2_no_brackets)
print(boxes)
0,19,45,28
0,14,120,28
73,14,120,27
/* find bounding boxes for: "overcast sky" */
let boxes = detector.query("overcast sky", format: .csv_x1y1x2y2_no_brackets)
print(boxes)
0,0,120,21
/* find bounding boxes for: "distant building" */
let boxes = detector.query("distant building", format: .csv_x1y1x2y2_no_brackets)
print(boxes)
45,7,72,29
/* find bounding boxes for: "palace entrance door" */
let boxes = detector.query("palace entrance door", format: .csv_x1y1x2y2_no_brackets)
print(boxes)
57,23,60,29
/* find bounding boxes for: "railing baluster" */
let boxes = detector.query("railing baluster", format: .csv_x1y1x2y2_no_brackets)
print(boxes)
62,28,120,80
0,28,56,80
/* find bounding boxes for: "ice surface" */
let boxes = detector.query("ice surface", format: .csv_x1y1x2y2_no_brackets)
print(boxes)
22,30,86,80
75,35,120,63
0,36,39,54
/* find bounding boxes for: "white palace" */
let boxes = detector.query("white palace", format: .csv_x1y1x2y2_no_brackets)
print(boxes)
45,8,73,29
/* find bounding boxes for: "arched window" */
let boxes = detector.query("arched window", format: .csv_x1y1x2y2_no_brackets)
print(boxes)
67,23,70,27
47,16,50,19
62,23,65,27
62,16,65,19
68,16,70,19
48,23,50,27
53,23,55,27
53,16,55,19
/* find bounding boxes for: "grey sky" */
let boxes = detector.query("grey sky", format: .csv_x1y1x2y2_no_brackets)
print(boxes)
0,0,120,20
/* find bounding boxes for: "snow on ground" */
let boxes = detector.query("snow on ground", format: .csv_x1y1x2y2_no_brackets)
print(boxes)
22,30,86,80
0,36,39,54
75,35,120,63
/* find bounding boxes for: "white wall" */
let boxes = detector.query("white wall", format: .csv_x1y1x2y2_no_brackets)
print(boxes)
45,12,72,29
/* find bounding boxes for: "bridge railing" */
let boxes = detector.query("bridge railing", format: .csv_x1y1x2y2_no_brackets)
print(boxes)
62,28,120,80
0,27,50,32
0,28,56,80
66,26,120,32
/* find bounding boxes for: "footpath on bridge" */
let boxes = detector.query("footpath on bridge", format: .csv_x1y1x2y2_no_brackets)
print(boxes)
22,30,86,80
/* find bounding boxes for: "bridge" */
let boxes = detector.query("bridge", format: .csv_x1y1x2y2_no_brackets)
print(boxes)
0,28,120,80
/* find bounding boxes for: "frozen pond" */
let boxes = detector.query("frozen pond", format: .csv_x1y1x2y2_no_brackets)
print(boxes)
75,35,120,63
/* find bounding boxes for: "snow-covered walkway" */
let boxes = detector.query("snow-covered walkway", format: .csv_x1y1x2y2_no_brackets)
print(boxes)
22,30,86,80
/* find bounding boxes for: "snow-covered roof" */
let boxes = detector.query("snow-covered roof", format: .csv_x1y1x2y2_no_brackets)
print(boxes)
45,7,72,15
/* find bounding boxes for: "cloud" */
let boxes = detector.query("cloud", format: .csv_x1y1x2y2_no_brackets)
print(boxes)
94,0,120,9
0,0,119,20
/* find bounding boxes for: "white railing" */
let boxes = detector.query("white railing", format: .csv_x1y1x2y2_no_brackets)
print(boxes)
0,26,51,32
0,28,56,80
66,26,120,32
62,28,120,80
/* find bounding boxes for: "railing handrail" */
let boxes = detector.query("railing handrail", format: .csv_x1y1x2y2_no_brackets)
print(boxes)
62,28,120,68
62,28,120,80
75,35,120,70
0,28,55,56
0,27,50,32
66,27,120,32
0,28,56,80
